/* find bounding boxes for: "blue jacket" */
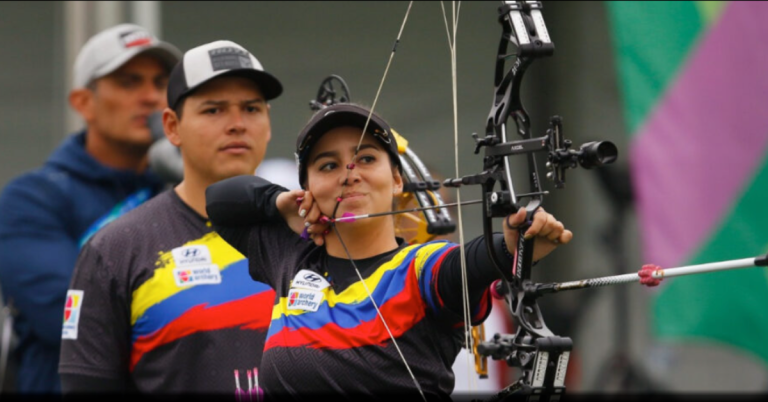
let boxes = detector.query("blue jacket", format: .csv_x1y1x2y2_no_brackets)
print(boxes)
0,131,163,393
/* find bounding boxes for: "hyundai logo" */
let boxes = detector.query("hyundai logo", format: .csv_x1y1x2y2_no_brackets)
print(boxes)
183,248,199,258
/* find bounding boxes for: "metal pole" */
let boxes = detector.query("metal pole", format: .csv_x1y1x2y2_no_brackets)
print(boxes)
94,1,126,32
63,1,89,135
131,1,161,36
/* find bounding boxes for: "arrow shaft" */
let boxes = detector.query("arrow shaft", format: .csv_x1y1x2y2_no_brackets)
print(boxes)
549,257,762,293
334,199,484,223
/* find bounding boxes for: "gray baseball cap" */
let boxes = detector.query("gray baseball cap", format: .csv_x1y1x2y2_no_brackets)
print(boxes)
73,23,181,89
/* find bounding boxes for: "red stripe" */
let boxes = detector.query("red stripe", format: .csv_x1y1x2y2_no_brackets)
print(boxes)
266,263,426,349
125,38,152,48
130,290,275,370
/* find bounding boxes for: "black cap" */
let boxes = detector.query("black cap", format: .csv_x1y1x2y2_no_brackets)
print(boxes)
167,40,282,110
296,104,401,188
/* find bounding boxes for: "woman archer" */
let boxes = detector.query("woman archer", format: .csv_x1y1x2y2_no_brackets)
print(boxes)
205,103,572,400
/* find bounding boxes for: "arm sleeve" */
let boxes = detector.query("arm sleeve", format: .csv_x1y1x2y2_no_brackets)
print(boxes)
205,175,288,257
206,174,304,286
0,175,80,347
58,240,131,381
419,234,513,325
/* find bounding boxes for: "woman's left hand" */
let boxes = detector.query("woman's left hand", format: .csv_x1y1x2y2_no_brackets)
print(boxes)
503,206,573,263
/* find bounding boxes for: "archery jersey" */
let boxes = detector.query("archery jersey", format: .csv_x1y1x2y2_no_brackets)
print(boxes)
219,220,492,400
59,190,275,393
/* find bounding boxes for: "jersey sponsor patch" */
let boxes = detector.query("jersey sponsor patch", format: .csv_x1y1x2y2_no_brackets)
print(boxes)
290,269,330,291
286,289,324,312
172,245,212,267
173,265,222,287
62,290,84,340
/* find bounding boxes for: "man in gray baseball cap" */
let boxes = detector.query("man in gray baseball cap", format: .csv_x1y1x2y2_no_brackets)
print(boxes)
0,23,180,394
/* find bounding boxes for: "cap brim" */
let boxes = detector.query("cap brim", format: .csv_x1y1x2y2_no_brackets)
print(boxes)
92,41,182,81
209,69,283,101
298,110,387,154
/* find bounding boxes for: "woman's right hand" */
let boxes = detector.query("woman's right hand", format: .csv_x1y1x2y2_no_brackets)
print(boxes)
276,189,331,246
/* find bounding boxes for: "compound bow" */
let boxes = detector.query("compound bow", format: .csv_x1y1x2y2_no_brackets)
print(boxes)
445,2,768,401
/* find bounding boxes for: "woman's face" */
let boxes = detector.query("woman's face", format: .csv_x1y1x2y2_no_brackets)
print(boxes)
305,126,403,220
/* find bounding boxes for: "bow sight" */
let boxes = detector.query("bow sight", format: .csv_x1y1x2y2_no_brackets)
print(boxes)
546,117,618,188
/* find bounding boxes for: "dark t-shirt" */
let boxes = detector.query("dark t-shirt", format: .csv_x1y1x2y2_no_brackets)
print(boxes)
59,190,275,393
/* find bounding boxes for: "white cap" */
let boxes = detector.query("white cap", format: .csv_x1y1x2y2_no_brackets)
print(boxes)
166,40,282,109
73,23,182,89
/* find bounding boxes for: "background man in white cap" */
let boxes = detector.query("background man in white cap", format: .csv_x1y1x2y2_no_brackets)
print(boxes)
59,40,281,394
0,24,180,393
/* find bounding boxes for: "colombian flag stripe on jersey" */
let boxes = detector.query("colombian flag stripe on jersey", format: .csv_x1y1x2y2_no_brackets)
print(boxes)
130,289,274,371
129,232,275,370
265,242,452,349
132,260,272,342
130,233,244,325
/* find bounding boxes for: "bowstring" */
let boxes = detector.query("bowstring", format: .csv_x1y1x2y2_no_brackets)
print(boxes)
327,2,426,401
440,0,474,393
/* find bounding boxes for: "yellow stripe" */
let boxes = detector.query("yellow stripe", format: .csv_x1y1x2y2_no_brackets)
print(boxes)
130,232,244,325
271,242,449,320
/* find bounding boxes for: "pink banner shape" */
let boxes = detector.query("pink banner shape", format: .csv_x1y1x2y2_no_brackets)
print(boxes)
630,2,768,268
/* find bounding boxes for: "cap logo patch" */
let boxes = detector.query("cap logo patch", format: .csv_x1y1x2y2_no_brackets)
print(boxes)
120,30,153,48
209,47,253,71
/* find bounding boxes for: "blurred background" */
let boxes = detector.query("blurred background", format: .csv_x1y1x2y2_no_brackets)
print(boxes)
1,0,767,394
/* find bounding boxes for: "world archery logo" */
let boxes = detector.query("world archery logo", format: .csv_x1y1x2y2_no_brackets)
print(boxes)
177,269,192,283
62,290,84,340
285,289,323,312
173,266,222,287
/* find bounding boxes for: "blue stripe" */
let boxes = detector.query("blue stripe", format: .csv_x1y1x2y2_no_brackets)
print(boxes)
132,259,271,342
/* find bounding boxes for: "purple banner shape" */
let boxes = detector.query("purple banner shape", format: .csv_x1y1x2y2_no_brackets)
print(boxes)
630,2,768,268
